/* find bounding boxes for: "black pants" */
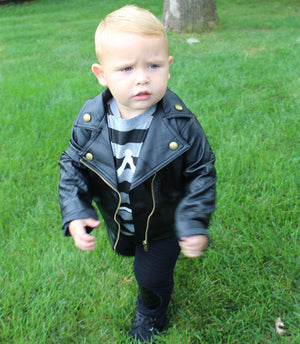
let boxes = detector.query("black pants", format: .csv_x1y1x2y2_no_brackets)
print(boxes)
116,234,181,317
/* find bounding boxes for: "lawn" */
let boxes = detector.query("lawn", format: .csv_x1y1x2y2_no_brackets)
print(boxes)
0,0,299,343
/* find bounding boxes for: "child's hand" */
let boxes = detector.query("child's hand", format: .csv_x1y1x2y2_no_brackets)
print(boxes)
179,235,208,258
69,218,100,251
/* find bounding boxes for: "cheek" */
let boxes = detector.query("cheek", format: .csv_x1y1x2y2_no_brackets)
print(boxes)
108,82,128,100
110,74,132,87
156,74,170,89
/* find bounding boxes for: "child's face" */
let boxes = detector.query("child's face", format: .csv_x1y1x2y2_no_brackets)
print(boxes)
92,33,173,118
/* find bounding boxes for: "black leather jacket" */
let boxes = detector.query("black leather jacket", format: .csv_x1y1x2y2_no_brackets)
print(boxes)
59,88,216,250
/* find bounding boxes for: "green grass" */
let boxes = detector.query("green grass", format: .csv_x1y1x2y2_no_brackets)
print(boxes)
0,0,299,343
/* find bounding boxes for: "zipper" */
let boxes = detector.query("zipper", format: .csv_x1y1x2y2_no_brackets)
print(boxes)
142,173,157,251
80,159,122,250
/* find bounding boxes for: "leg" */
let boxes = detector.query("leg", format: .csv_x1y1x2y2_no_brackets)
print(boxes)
129,236,180,342
134,236,180,317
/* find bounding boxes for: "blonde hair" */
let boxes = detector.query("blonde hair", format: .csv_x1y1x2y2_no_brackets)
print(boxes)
94,5,168,62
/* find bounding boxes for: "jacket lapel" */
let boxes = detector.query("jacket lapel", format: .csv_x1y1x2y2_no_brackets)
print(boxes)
81,114,119,190
131,111,190,189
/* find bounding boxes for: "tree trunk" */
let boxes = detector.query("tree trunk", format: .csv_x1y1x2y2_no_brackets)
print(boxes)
162,0,219,33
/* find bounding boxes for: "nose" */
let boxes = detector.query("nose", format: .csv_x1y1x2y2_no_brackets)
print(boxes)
135,69,149,85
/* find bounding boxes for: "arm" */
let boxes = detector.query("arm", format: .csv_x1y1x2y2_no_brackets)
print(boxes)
59,147,99,236
175,116,217,256
59,93,108,240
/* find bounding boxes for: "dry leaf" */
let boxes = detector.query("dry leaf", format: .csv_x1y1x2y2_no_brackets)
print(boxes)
124,277,131,284
275,317,285,336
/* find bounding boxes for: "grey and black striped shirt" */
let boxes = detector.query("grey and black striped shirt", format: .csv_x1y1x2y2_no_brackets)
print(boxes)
107,98,156,236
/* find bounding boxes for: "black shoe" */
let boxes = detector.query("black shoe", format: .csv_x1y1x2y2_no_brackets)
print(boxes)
128,310,165,343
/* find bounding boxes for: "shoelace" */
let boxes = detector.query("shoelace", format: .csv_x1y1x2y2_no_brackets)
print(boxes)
132,312,158,330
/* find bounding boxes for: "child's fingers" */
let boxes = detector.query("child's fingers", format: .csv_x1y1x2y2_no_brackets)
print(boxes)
179,235,208,258
180,246,203,258
82,218,101,229
74,229,96,251
69,219,99,251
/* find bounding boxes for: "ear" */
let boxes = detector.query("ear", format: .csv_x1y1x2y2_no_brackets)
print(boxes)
168,56,173,79
91,63,107,87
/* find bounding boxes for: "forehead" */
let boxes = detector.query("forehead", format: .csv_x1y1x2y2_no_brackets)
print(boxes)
100,32,169,60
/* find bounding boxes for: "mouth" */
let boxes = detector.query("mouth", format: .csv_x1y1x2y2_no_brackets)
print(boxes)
134,91,151,99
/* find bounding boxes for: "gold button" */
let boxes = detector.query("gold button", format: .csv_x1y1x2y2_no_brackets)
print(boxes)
169,141,179,150
83,113,91,122
86,152,93,161
174,104,183,111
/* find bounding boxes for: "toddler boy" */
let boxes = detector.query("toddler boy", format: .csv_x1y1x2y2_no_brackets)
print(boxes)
59,5,216,343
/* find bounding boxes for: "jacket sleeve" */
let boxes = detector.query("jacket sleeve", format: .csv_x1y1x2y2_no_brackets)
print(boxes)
59,133,99,236
175,116,216,239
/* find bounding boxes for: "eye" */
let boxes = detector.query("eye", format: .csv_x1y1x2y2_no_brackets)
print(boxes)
149,64,159,69
123,66,133,72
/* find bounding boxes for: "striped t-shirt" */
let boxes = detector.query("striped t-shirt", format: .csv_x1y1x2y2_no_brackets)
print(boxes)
107,98,156,236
